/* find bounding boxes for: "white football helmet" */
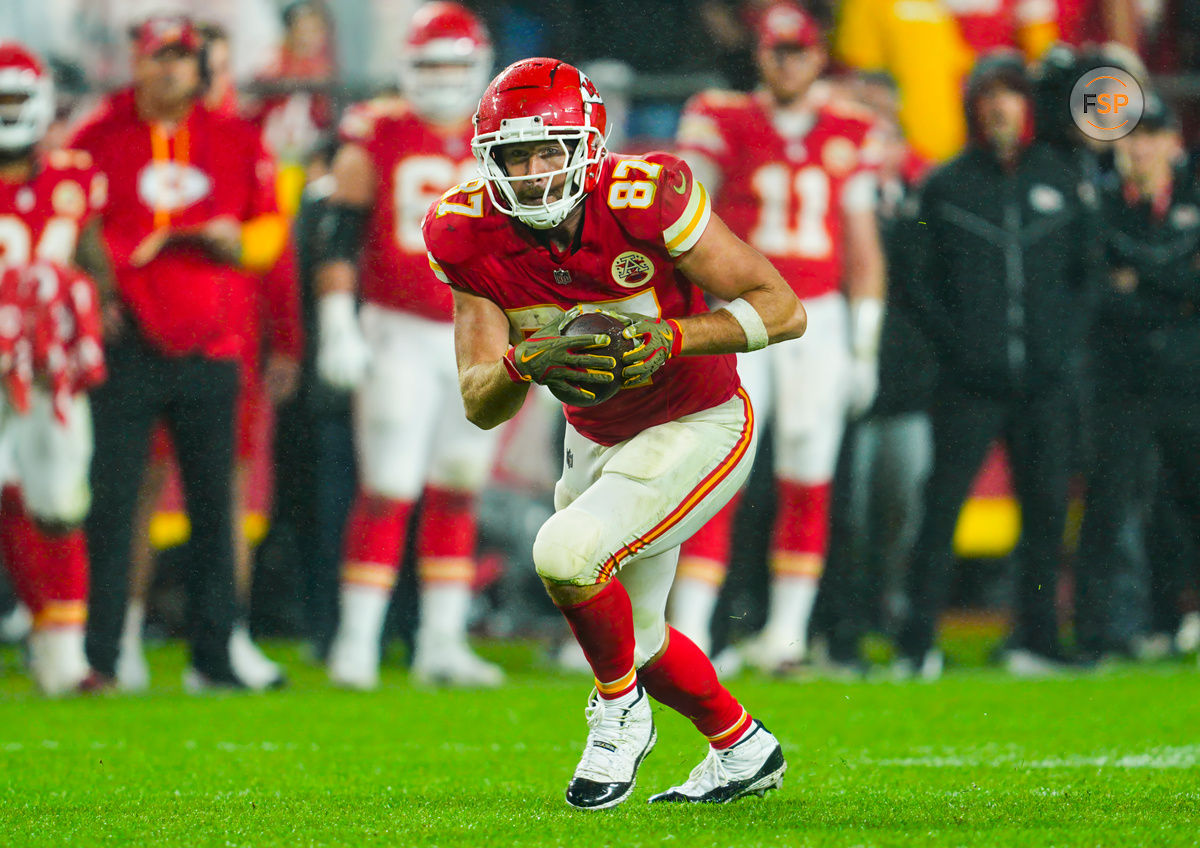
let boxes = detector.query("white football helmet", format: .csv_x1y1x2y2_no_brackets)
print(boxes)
400,2,492,125
0,41,54,153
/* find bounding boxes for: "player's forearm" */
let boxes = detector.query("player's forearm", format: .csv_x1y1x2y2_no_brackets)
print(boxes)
677,284,806,355
460,360,530,429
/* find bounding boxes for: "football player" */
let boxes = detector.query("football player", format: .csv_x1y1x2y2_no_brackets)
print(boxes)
0,41,109,695
317,2,504,689
670,2,886,670
425,58,805,807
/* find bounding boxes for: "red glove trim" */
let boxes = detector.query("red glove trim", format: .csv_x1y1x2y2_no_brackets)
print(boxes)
667,319,684,357
503,347,532,383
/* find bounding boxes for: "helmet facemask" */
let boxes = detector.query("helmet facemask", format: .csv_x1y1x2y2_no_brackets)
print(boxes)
473,117,606,229
0,67,52,154
402,46,492,124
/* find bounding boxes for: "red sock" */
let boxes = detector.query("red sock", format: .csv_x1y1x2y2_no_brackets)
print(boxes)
679,490,740,568
0,487,42,615
640,627,752,748
772,480,832,558
557,580,637,699
29,526,89,628
340,493,412,590
416,487,477,584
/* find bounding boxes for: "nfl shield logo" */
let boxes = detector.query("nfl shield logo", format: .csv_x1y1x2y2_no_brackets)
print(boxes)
553,269,572,285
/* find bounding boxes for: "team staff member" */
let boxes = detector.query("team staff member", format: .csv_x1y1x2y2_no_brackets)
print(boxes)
1079,97,1200,658
896,52,1098,677
70,15,290,689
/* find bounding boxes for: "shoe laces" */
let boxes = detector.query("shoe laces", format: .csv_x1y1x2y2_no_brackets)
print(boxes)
681,746,734,793
576,692,638,782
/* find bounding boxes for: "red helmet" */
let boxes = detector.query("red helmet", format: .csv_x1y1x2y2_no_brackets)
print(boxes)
471,58,608,229
401,2,492,124
0,41,54,153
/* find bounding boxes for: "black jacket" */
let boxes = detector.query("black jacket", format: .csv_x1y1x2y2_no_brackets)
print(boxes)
1095,165,1200,400
903,141,1099,397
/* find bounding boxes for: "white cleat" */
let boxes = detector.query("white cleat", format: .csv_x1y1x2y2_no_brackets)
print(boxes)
1003,648,1065,678
710,646,745,679
555,638,593,674
29,628,91,697
230,625,286,690
649,720,786,804
412,640,505,688
738,633,804,675
115,640,150,693
566,685,656,810
0,603,32,643
327,630,380,691
890,649,944,682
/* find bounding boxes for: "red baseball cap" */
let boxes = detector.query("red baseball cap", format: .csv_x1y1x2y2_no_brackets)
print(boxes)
131,15,201,57
757,2,822,50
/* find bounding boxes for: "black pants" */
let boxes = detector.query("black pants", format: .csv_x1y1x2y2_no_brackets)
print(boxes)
1075,386,1153,653
898,385,1073,659
85,333,240,677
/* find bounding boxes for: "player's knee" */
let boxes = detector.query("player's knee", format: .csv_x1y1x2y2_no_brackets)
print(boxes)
428,457,489,493
359,467,420,503
633,618,667,668
532,508,605,585
23,482,91,529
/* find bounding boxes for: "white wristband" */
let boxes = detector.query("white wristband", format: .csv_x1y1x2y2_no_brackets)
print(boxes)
319,291,356,334
722,297,769,352
849,297,883,360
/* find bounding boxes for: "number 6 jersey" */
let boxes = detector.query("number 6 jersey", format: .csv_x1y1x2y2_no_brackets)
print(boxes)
423,150,738,446
339,99,479,321
676,86,880,300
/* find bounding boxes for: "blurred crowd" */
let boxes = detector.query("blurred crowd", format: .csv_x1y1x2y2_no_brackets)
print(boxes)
0,0,1198,695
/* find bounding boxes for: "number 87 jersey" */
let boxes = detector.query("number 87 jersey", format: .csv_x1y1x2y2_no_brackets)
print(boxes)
423,150,739,448
676,87,881,300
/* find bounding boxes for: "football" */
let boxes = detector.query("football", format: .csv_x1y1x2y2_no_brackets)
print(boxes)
549,310,635,407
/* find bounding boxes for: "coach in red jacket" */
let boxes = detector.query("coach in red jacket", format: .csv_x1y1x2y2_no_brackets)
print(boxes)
70,15,295,689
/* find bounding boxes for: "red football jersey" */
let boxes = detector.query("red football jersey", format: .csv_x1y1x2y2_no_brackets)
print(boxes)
0,151,107,270
423,151,739,447
0,261,105,420
677,87,880,300
339,100,478,321
943,0,1057,53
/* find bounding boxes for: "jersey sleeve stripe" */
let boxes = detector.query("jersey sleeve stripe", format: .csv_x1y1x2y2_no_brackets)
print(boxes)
664,181,712,257
428,253,452,285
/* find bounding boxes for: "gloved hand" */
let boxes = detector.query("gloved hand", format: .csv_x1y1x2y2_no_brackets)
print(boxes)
620,313,683,386
317,291,371,390
503,306,619,391
846,298,882,418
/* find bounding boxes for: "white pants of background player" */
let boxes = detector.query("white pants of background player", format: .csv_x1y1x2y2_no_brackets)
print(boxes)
671,292,850,663
0,388,93,694
329,304,502,687
536,389,757,668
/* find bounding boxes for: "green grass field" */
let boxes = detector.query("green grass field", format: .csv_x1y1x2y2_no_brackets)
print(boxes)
2,639,1199,847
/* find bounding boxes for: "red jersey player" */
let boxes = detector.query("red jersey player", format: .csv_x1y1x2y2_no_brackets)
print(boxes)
424,58,805,807
670,3,887,672
317,2,504,690
0,41,109,695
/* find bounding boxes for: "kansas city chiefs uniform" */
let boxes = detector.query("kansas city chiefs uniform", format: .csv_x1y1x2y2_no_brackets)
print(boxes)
669,85,883,668
339,99,479,320
425,150,739,447
677,85,880,300
0,150,106,271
